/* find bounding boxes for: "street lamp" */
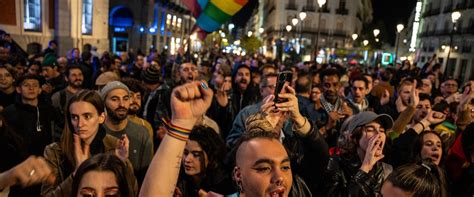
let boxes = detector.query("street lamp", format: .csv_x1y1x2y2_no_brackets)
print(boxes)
315,0,327,61
395,24,404,63
299,12,307,21
291,18,299,26
247,31,253,37
363,40,369,46
445,11,461,71
373,29,380,38
286,25,292,32
258,27,264,34
352,34,358,41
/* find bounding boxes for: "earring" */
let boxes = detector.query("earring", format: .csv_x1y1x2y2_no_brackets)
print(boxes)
237,180,244,193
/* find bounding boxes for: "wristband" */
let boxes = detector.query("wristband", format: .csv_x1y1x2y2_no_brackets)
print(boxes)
162,118,192,141
418,121,425,131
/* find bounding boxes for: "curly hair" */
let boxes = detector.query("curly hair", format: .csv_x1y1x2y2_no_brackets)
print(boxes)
187,126,227,179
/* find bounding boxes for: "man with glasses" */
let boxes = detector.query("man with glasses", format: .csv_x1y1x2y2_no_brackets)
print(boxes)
324,111,394,196
176,62,199,85
440,78,459,98
227,73,279,146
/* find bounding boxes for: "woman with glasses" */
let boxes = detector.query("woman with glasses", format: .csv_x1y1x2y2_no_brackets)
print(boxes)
324,111,394,196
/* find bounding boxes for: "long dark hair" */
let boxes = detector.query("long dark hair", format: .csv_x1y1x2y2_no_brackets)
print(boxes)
60,90,105,168
412,130,446,165
187,126,227,181
72,153,136,196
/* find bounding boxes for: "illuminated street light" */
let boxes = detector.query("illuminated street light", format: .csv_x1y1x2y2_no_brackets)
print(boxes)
299,12,307,20
286,25,292,32
395,24,405,63
247,31,253,37
373,29,380,37
315,0,327,59
259,27,264,34
375,38,379,42
363,40,369,46
352,34,358,41
397,24,404,33
446,11,461,69
292,18,299,26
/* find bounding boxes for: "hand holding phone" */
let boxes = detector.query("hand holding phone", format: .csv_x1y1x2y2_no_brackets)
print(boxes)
273,71,293,103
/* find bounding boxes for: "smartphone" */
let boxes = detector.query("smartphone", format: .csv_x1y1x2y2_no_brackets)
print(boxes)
274,71,293,103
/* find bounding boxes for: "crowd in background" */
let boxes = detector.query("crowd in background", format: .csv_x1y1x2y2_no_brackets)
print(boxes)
0,29,473,197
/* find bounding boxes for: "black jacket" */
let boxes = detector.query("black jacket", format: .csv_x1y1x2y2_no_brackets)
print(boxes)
324,155,392,197
2,98,59,156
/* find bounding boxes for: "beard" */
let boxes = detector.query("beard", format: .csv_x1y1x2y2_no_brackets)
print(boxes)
69,80,83,88
128,103,140,115
106,106,128,122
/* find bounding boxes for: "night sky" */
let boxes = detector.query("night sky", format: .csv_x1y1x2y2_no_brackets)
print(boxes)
372,0,417,45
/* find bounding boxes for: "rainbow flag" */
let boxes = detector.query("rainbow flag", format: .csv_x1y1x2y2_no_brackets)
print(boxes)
184,0,249,39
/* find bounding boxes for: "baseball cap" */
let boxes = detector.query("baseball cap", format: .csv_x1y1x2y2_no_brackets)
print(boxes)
344,111,394,134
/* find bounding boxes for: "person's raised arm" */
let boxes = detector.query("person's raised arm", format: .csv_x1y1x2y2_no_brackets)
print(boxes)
139,81,213,197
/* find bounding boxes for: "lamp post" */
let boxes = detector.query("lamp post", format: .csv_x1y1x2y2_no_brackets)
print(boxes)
298,12,307,57
315,0,327,62
445,11,461,72
395,24,404,64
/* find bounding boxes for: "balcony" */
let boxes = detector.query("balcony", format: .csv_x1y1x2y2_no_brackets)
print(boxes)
286,3,297,10
443,4,453,13
320,5,330,13
302,5,316,12
333,30,347,37
336,8,349,15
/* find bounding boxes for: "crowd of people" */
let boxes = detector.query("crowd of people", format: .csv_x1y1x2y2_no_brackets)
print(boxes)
0,30,473,197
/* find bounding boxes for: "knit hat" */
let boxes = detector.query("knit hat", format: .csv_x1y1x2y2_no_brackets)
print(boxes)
100,81,130,99
42,54,58,67
141,64,162,84
95,71,120,86
343,111,393,134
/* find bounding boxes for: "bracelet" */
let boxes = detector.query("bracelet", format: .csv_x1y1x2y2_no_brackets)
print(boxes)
418,121,425,131
295,117,308,129
162,118,192,141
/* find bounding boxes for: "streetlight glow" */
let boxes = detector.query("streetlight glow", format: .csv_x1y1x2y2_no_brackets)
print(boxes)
397,24,404,33
292,18,299,26
259,27,264,34
451,11,461,23
247,31,253,37
373,29,380,37
352,34,358,40
299,12,307,20
286,25,292,32
317,0,327,7
363,40,369,46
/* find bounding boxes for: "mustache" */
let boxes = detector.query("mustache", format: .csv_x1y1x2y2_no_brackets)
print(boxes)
115,107,128,111
239,79,248,84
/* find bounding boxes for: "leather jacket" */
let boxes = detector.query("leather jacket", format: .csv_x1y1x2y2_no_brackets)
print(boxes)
324,155,392,197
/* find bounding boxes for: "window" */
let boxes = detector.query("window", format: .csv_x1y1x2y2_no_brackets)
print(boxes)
24,0,41,31
82,0,93,35
339,0,347,9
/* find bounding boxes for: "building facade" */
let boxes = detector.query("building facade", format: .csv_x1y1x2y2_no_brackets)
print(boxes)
0,0,109,56
260,0,372,61
108,0,194,56
417,0,474,82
